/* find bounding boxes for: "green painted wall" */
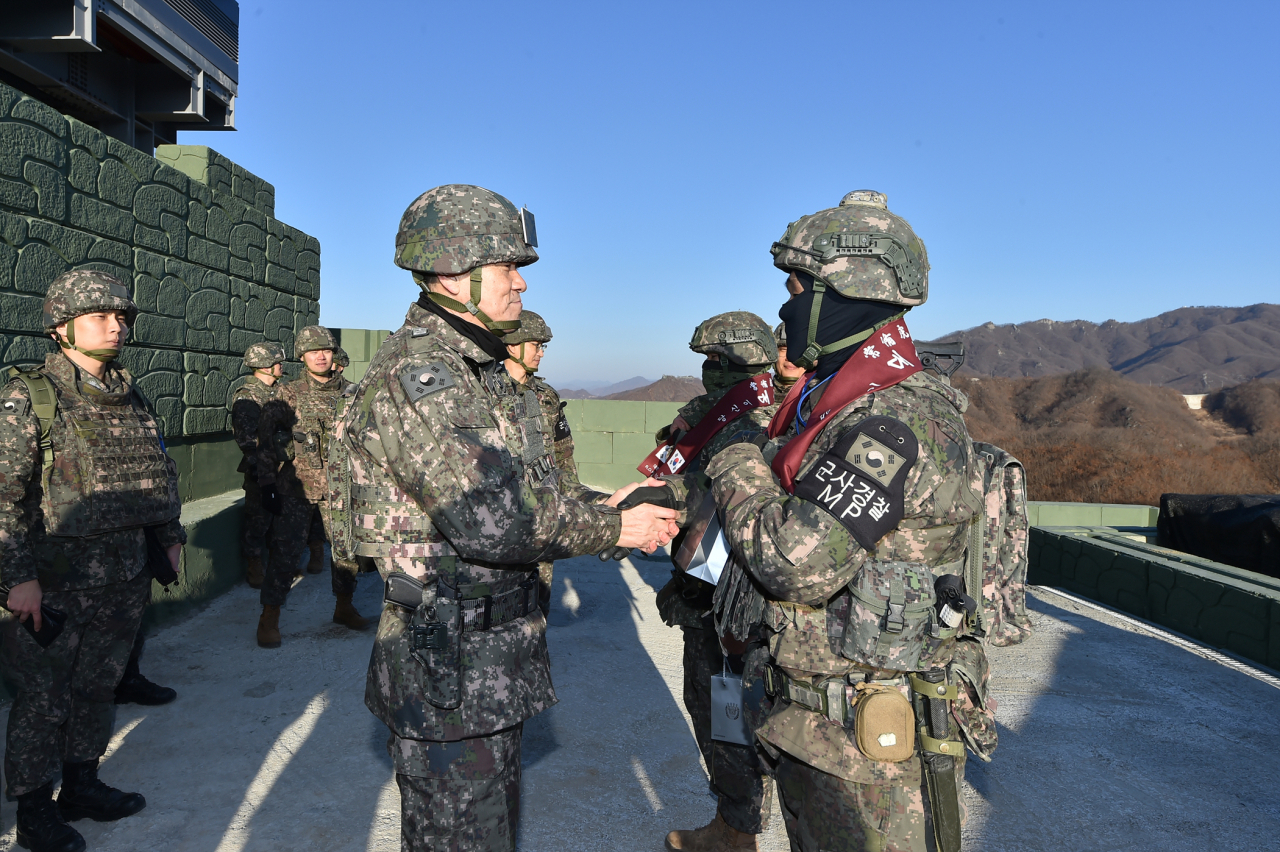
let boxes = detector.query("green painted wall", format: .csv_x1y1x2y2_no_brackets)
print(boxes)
1029,526,1280,669
563,399,683,491
334,327,391,383
0,79,320,440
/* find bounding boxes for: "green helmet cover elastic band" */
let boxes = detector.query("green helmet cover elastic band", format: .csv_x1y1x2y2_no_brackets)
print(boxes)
57,317,120,363
794,279,905,370
508,341,538,377
424,268,521,334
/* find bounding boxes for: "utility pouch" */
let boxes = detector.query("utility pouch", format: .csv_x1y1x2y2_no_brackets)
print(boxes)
410,581,462,710
852,682,915,763
710,657,752,746
838,560,939,671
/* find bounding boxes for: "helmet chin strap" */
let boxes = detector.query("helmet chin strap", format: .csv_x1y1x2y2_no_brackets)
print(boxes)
794,279,903,370
57,318,119,363
423,268,521,334
509,342,540,376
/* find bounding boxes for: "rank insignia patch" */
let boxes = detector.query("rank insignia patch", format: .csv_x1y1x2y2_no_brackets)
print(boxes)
793,416,919,550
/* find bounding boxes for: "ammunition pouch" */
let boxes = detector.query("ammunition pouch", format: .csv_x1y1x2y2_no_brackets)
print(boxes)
837,559,962,671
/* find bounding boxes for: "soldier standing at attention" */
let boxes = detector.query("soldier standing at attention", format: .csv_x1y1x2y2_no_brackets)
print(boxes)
502,309,609,613
337,185,678,852
771,323,807,397
255,326,370,648
645,312,780,852
0,269,185,852
232,341,286,588
703,191,997,852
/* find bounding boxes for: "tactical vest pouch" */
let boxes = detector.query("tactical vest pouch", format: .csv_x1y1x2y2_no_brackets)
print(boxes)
852,682,915,763
838,560,939,671
410,580,463,710
293,430,320,469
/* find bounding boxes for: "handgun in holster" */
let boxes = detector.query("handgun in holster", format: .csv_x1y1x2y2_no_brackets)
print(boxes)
384,572,462,710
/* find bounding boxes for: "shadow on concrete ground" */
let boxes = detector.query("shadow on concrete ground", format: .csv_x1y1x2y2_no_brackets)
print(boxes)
0,561,1275,850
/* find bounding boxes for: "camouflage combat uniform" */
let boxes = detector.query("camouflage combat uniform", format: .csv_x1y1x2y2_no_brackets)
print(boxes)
256,370,355,606
704,191,997,852
657,312,780,841
344,185,624,852
0,272,184,803
232,375,278,569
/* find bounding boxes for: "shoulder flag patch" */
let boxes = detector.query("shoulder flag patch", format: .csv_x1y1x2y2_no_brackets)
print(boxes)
400,362,455,402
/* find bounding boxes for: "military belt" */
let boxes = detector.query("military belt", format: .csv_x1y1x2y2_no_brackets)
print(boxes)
384,574,539,632
763,665,914,729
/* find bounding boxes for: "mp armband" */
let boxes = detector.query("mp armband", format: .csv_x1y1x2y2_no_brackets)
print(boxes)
793,416,919,550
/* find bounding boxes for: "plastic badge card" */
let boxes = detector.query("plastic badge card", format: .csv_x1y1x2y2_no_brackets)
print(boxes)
684,513,732,586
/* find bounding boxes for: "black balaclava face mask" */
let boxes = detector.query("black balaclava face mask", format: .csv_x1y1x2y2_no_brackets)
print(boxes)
701,359,761,394
777,271,903,383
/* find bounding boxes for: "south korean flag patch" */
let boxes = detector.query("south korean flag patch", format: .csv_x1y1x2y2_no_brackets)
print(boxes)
793,416,919,550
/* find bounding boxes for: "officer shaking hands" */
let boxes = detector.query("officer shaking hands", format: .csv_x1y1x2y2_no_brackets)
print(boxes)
335,185,677,852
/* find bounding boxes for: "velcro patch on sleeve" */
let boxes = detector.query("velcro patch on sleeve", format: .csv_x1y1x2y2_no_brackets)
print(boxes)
792,416,919,550
400,362,455,402
1,397,29,417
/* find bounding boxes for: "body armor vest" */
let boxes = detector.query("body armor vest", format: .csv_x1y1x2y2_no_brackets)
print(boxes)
42,378,179,538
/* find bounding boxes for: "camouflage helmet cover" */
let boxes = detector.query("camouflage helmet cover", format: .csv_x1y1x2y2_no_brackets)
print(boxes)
771,189,929,307
394,184,539,276
293,325,338,359
504,310,553,346
42,268,138,329
689,311,778,368
773,322,786,349
333,347,350,369
243,341,286,370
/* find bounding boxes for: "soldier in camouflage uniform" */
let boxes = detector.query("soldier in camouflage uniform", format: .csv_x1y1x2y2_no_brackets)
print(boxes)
698,191,997,852
337,185,678,852
771,323,807,397
232,341,286,588
254,326,370,648
654,312,780,852
502,309,609,613
333,346,350,376
0,269,186,852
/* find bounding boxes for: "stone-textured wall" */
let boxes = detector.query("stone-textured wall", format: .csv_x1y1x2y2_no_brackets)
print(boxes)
0,79,319,438
1029,526,1280,670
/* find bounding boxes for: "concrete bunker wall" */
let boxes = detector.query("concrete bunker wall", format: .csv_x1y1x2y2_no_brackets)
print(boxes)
0,78,321,624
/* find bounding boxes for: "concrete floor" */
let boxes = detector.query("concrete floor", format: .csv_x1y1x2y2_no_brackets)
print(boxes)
0,553,1276,851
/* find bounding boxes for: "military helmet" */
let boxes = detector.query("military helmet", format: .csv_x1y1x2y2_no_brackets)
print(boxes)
243,341,286,370
42,268,138,329
773,322,786,349
293,325,338,359
394,185,538,277
505,310,553,346
689,311,777,368
771,190,929,308
333,347,350,369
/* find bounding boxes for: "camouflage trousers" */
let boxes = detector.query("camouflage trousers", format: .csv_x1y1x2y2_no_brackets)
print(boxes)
261,492,356,607
2,570,149,796
773,748,964,852
391,726,522,852
241,474,274,563
682,618,773,834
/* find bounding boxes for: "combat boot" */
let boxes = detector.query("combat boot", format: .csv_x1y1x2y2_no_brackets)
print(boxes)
245,555,265,588
114,652,176,706
257,604,282,648
56,759,146,823
16,782,84,852
665,813,758,852
333,594,372,631
306,540,325,574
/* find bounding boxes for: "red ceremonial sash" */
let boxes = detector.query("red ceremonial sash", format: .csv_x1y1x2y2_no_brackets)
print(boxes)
638,373,776,477
767,319,922,493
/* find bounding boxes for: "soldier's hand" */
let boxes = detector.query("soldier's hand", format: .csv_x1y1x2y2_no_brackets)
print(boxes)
605,477,667,508
8,580,43,632
262,483,282,515
617,502,680,553
166,544,183,577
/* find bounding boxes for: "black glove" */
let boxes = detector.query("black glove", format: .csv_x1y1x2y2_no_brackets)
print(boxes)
262,483,282,515
616,484,682,511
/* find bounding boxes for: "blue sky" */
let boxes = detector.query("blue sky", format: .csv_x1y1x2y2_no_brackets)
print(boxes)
201,1,1280,387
